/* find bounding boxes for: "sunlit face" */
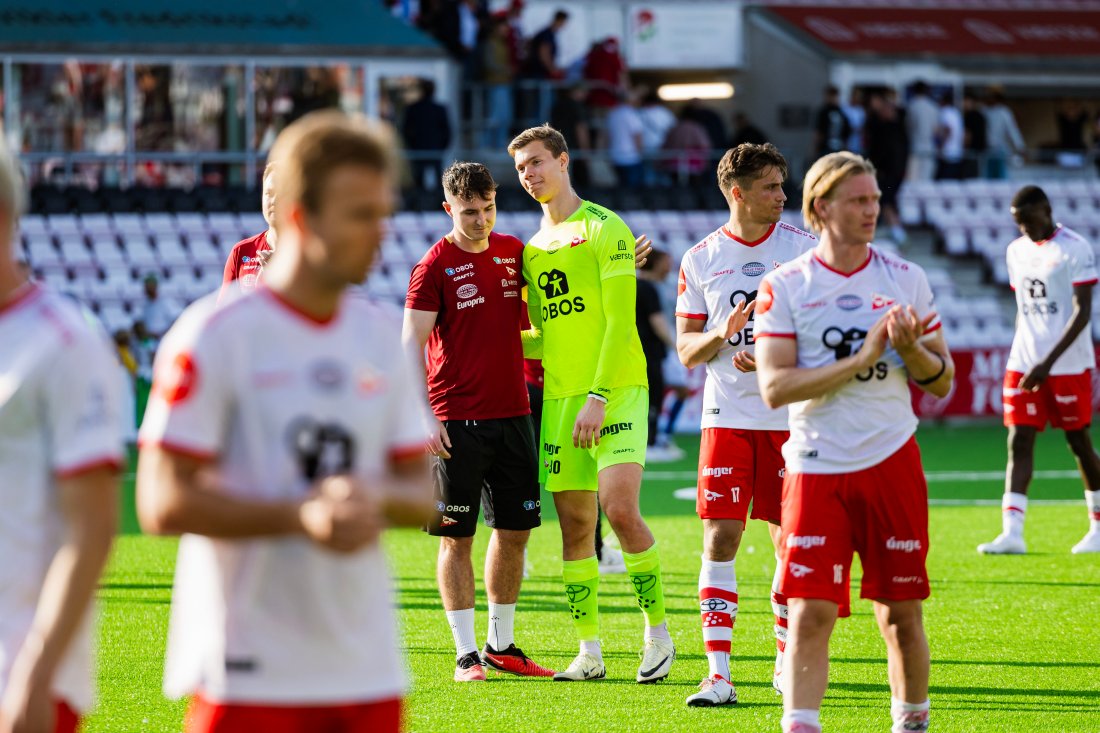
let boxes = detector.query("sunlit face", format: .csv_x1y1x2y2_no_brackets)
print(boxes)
513,140,568,204
262,171,277,228
1011,203,1053,242
297,165,394,287
731,166,787,226
443,190,496,243
819,173,880,245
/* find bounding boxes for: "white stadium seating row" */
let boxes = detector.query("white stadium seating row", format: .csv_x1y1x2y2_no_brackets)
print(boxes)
19,207,1054,346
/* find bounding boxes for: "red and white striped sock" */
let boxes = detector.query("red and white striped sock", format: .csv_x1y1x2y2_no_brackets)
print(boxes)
771,559,788,676
1086,490,1100,531
699,556,737,681
1002,491,1028,537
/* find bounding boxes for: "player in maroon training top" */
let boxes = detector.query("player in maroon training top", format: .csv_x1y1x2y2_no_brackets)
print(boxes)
219,162,277,301
403,162,554,682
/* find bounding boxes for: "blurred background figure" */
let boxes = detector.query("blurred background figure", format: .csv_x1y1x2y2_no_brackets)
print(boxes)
402,78,453,190
813,85,851,159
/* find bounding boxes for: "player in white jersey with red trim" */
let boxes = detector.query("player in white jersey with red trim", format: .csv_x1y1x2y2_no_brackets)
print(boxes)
675,144,815,707
755,153,954,733
0,141,123,733
137,112,435,733
978,185,1100,555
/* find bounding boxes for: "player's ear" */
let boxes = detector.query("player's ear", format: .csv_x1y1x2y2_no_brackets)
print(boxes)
813,196,828,221
559,151,569,171
441,200,452,216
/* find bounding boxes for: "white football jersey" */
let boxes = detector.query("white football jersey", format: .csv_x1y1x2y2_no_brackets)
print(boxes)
756,247,941,474
0,285,123,712
139,288,431,704
675,222,816,430
1006,226,1098,376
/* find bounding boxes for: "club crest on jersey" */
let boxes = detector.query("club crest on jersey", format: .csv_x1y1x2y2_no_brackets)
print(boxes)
836,294,863,311
570,236,587,247
357,365,384,395
773,260,784,269
742,261,766,277
871,293,896,310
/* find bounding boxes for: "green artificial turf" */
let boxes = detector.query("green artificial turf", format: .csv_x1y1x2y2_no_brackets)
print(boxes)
87,422,1099,732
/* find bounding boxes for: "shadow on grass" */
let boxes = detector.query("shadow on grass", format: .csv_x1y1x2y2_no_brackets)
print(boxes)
831,656,1100,671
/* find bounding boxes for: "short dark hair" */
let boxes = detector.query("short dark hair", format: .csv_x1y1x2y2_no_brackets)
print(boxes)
508,124,569,158
1011,185,1050,211
442,161,497,201
554,9,569,21
639,248,668,272
716,143,789,198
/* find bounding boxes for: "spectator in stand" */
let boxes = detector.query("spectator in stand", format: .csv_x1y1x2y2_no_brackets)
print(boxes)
905,80,939,182
985,88,1024,180
1056,98,1089,152
662,108,712,186
843,88,866,155
584,37,628,119
638,91,677,186
813,85,851,159
935,89,965,181
865,89,910,244
606,89,645,188
523,9,569,123
962,92,988,179
503,1,526,72
550,84,592,187
139,274,175,341
729,113,768,147
482,15,517,148
683,99,726,152
402,78,453,190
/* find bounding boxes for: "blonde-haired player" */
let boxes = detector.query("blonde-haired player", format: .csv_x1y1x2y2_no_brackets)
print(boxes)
756,152,952,733
138,111,435,732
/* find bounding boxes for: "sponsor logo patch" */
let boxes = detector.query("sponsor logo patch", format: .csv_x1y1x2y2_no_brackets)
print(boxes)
786,535,827,549
742,261,766,277
885,537,922,553
836,294,863,311
457,283,479,299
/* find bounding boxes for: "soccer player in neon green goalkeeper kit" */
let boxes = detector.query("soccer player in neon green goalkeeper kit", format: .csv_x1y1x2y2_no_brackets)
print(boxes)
510,125,674,683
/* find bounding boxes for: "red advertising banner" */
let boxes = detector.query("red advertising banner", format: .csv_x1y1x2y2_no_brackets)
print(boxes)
910,346,1100,418
768,7,1100,56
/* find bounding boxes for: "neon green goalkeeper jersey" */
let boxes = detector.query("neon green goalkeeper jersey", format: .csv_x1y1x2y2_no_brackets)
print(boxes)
522,200,648,400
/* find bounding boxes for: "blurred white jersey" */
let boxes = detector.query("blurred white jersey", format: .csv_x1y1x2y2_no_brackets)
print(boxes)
1006,226,1098,375
139,288,430,704
675,222,815,430
756,247,941,474
0,285,123,712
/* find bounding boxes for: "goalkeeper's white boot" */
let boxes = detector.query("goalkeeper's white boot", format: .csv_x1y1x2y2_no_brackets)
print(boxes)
1071,528,1100,554
552,652,605,682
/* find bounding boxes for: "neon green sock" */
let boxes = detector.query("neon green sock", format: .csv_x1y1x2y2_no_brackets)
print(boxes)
623,543,666,627
562,556,600,641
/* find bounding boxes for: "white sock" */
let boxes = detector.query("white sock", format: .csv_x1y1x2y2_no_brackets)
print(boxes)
446,608,477,658
644,621,671,642
1086,490,1100,531
772,555,788,675
580,639,602,661
891,698,930,733
782,708,821,732
699,556,737,681
487,602,516,651
1002,491,1028,536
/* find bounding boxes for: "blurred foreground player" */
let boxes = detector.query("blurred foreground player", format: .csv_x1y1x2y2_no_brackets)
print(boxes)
137,111,435,733
0,141,123,732
404,162,554,681
978,186,1100,555
755,152,953,733
511,125,674,684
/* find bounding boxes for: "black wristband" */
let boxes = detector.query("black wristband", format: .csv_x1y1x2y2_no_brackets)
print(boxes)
913,352,946,386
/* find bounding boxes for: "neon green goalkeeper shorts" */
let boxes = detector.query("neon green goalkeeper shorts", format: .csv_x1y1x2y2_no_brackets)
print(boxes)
539,386,648,492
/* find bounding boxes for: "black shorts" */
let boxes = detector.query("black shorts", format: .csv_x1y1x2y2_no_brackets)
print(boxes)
426,415,541,537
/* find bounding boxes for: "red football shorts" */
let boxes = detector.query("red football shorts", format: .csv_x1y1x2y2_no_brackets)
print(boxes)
186,695,402,733
696,428,788,524
778,436,929,618
1003,370,1093,430
54,700,78,733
